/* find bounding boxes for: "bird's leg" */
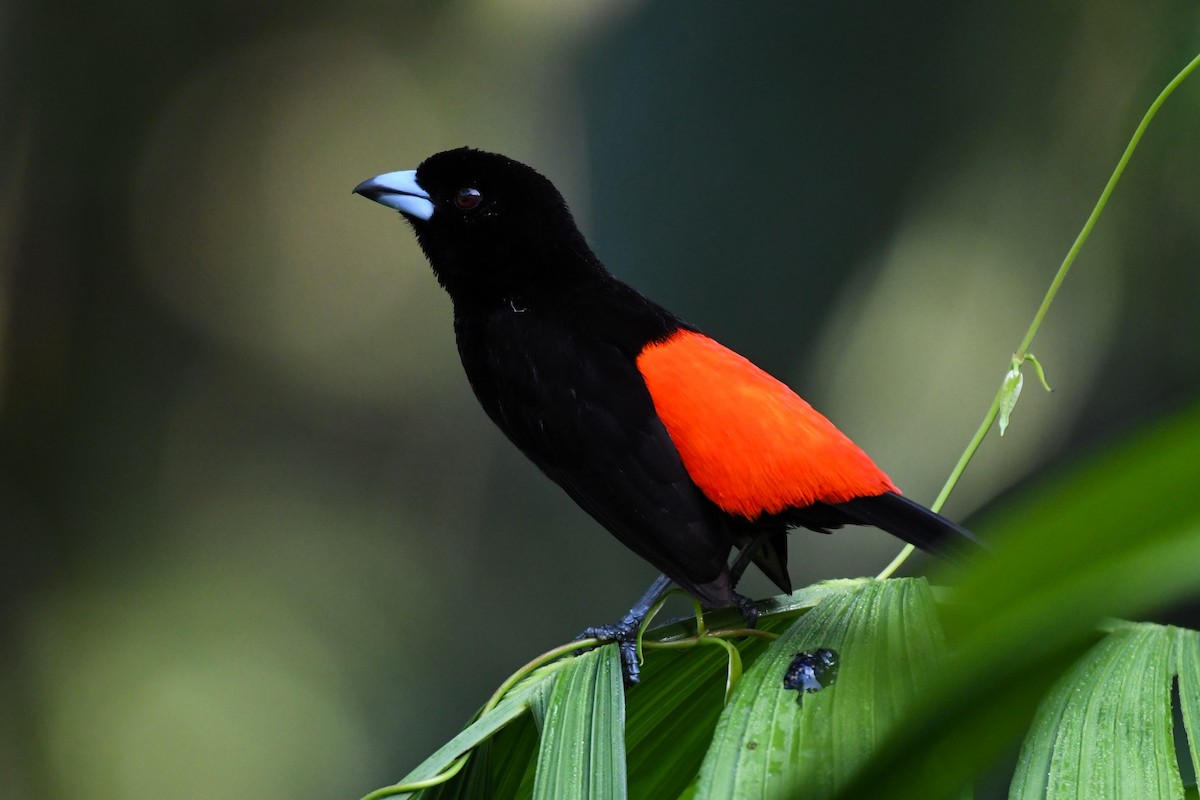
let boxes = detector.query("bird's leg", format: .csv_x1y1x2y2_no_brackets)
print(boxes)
578,573,673,685
729,535,766,586
727,535,763,628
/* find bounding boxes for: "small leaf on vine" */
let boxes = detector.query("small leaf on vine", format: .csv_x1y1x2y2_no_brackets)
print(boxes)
1025,353,1053,392
998,366,1024,436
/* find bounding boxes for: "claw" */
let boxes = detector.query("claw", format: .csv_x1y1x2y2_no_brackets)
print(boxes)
574,573,673,685
574,576,759,686
617,638,640,685
734,592,759,629
578,614,644,685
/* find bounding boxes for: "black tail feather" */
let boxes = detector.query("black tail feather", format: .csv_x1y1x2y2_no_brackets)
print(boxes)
834,491,984,562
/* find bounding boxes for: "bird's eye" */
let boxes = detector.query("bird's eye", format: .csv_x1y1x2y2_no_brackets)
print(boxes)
455,188,483,209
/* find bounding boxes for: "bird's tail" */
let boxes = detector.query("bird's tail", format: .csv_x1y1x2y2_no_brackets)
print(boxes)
834,491,984,562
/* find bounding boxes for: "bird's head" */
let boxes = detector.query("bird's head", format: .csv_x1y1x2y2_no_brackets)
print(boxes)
355,148,599,304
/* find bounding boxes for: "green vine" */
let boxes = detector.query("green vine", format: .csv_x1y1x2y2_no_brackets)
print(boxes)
877,48,1200,581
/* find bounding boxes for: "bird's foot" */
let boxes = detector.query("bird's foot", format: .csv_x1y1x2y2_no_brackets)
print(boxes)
577,613,644,686
575,589,758,686
734,592,759,629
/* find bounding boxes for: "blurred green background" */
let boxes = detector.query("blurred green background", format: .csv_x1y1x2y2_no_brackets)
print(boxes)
3,2,1199,798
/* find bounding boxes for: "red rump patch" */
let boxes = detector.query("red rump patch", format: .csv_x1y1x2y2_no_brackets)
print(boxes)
636,330,898,519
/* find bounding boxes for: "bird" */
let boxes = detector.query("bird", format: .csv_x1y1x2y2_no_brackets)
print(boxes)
354,147,980,683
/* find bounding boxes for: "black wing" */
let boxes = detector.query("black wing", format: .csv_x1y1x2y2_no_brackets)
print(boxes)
455,307,737,608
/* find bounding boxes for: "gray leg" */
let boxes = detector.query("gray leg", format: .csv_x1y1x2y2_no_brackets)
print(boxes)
578,573,673,685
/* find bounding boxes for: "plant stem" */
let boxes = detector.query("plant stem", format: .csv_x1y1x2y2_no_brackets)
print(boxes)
876,48,1200,579
1016,49,1200,359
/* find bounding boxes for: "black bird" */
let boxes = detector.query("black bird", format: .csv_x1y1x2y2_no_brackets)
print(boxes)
354,148,978,682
